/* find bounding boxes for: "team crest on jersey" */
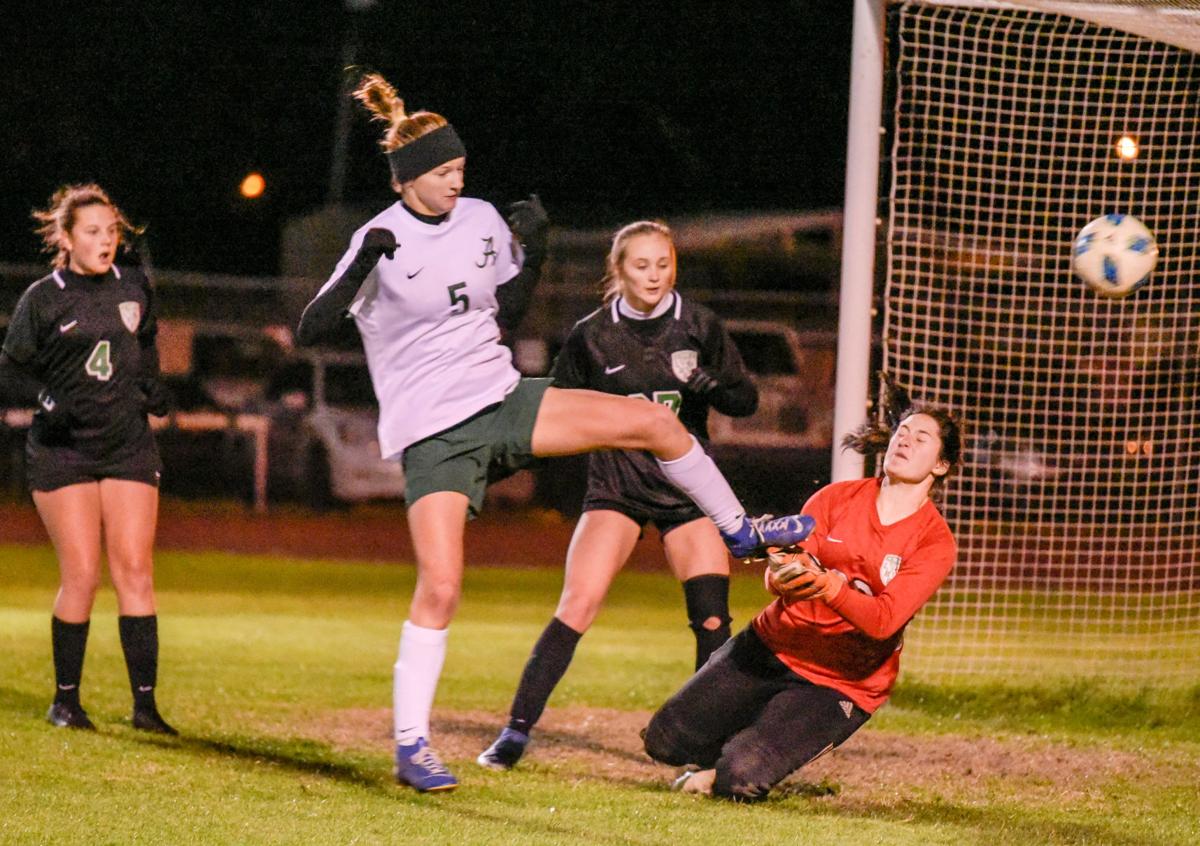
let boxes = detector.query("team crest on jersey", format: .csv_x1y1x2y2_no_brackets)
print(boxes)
670,350,699,381
880,554,902,585
476,236,498,267
118,301,141,333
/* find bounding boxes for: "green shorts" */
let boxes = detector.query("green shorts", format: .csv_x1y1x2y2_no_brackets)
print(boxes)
401,378,553,517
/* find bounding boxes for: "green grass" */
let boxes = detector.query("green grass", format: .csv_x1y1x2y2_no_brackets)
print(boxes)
1,542,1197,845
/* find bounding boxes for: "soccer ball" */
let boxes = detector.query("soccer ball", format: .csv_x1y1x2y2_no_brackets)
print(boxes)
1071,214,1159,299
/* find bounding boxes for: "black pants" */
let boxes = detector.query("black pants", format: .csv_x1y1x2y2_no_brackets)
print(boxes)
643,626,870,801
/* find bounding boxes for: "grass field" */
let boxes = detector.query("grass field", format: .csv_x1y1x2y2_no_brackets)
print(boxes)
1,541,1198,845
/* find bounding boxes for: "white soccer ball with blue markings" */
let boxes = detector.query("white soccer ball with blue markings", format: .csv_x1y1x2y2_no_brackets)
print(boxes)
1071,214,1158,299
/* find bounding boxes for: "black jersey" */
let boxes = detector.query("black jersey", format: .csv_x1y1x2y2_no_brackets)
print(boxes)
3,265,158,456
551,292,757,516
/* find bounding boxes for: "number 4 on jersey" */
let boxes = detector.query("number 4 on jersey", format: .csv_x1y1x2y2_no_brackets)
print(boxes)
85,340,113,381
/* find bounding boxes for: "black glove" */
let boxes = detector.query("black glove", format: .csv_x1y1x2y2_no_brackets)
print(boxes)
36,388,72,434
360,227,397,262
506,194,549,254
296,227,396,347
685,367,721,395
139,379,174,417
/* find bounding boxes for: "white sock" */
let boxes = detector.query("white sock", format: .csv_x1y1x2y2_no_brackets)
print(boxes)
656,436,745,533
393,620,449,745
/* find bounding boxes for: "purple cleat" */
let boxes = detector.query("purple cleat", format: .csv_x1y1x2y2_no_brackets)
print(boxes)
394,738,458,792
721,514,816,560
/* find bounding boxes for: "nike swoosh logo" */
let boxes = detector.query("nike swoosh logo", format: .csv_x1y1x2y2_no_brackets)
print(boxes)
59,320,78,333
406,268,423,279
604,365,625,375
827,536,844,543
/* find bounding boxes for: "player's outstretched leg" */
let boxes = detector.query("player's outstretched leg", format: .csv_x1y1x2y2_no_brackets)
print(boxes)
395,738,459,792
720,514,816,560
477,727,530,771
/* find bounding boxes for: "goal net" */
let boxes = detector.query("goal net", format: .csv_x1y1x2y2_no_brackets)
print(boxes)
882,0,1200,685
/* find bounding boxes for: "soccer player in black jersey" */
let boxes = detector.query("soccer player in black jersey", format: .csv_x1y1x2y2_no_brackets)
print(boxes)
0,185,176,735
478,220,759,770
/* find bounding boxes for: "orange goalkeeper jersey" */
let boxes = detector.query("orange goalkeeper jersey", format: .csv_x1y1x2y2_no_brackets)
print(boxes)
753,477,957,713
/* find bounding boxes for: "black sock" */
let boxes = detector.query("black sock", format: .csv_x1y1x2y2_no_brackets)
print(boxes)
683,574,732,671
507,617,583,734
118,615,160,712
51,617,90,707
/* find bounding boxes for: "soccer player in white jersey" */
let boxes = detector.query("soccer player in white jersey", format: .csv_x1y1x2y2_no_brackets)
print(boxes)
296,73,815,793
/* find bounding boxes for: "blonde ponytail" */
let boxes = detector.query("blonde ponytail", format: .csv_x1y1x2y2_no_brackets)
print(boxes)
352,73,406,125
352,73,449,160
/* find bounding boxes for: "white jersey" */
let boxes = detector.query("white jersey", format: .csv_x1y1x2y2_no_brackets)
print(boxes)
318,197,523,459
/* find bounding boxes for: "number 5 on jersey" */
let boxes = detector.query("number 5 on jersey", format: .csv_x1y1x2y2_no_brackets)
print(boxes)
447,282,470,315
85,340,113,381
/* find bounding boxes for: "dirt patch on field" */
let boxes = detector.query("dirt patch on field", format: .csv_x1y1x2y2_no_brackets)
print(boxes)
298,705,1189,802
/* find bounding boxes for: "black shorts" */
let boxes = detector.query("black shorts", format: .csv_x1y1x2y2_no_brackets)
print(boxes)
581,497,705,536
581,446,705,536
25,426,162,492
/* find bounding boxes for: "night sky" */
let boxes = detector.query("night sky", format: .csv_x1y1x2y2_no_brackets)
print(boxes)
1,1,854,275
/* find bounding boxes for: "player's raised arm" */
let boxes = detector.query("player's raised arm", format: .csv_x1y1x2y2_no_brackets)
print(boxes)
296,227,396,346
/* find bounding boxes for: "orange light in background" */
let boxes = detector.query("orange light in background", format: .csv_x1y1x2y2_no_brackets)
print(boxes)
1125,440,1139,455
1142,440,1153,456
240,172,266,199
1115,135,1139,160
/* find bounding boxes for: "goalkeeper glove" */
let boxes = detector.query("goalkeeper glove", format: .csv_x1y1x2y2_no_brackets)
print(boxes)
766,548,844,603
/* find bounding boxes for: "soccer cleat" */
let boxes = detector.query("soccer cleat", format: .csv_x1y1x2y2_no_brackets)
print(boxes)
394,738,458,792
721,514,816,560
46,702,96,731
476,727,529,771
132,707,179,736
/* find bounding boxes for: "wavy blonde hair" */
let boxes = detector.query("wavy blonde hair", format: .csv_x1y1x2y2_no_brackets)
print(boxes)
31,183,140,270
601,220,676,304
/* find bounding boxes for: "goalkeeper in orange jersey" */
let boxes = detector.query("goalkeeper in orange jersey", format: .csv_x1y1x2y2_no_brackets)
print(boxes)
643,381,962,801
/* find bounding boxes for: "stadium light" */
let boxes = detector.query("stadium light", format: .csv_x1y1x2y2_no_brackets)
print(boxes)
1115,134,1139,160
240,172,266,199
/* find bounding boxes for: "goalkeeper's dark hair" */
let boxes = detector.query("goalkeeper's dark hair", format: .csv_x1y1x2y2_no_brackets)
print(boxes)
842,373,962,499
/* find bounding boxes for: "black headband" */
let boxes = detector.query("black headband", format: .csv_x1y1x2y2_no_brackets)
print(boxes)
386,124,467,183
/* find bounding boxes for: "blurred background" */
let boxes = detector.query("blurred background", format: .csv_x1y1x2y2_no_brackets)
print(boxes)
0,0,855,515
0,0,854,272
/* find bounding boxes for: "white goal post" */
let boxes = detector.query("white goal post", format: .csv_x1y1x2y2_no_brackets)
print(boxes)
835,0,1200,684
